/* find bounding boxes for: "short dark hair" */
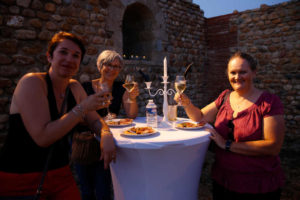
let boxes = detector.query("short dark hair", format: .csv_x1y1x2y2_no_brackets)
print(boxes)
47,31,86,62
228,51,257,71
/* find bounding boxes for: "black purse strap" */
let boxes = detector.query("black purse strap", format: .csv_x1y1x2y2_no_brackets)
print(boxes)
34,73,70,200
219,91,230,109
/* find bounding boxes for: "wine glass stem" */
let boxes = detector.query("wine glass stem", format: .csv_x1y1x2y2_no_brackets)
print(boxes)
107,108,111,119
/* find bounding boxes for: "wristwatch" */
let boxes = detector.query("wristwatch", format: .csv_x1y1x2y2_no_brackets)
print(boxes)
225,140,232,151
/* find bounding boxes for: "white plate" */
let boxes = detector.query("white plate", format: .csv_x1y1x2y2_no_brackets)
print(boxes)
106,118,133,127
121,127,158,137
175,122,205,130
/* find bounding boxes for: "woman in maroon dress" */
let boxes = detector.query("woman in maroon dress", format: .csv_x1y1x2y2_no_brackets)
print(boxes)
175,52,285,200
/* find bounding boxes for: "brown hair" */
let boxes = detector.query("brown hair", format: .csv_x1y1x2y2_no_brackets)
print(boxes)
228,51,257,71
47,31,86,62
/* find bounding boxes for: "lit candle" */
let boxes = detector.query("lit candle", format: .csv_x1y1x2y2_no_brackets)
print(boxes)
164,57,167,77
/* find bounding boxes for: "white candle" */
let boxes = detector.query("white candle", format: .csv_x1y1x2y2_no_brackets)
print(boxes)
164,57,167,77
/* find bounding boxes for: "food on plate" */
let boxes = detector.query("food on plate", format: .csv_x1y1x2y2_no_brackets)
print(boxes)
124,126,155,135
176,121,205,128
106,118,133,126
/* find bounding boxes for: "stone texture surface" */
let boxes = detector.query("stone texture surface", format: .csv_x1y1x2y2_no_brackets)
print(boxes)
0,0,299,199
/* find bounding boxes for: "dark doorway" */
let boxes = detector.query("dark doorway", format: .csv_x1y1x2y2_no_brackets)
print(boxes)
122,3,154,60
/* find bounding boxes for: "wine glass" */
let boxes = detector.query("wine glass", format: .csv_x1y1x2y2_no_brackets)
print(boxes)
97,82,113,120
124,75,135,103
175,75,186,106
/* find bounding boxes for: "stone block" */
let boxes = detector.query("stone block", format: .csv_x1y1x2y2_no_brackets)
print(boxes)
45,3,56,12
0,40,18,54
16,0,31,8
29,18,42,28
12,55,35,65
6,16,24,27
16,30,36,40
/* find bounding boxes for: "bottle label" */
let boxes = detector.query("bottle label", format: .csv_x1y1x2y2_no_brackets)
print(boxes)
146,108,156,115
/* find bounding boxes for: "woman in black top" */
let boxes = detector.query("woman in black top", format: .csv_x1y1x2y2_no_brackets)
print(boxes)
75,50,139,200
0,32,116,199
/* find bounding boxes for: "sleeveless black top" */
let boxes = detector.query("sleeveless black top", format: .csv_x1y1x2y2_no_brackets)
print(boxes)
0,73,76,173
81,81,125,117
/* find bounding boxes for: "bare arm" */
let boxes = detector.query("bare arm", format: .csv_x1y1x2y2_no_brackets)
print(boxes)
86,115,116,169
11,73,109,147
209,115,285,156
174,93,218,123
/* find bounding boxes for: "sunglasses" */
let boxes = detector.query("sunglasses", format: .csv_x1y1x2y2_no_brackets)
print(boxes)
227,120,235,140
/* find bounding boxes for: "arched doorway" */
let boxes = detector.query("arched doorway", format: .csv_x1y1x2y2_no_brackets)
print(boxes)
122,3,154,61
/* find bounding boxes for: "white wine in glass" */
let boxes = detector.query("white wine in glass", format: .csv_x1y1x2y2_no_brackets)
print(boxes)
175,76,186,94
124,75,135,103
97,82,113,120
175,75,186,106
123,82,134,92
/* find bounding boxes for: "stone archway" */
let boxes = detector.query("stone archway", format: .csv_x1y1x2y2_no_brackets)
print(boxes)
106,0,168,64
122,2,154,61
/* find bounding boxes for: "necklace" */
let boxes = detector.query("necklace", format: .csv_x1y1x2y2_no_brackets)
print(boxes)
233,98,247,110
232,89,255,111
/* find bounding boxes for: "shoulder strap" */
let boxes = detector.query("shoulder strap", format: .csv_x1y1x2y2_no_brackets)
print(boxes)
35,73,70,200
220,91,230,108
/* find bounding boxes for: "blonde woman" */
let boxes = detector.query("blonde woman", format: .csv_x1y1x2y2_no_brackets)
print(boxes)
75,50,139,200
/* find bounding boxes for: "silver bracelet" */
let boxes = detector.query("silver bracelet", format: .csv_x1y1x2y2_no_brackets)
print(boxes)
72,105,85,119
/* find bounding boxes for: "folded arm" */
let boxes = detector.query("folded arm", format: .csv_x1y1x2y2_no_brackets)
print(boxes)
209,115,285,156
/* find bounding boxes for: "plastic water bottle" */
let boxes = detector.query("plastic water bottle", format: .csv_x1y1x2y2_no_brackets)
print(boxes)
146,99,158,128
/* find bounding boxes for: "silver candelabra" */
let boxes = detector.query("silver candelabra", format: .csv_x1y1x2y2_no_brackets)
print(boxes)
145,76,176,124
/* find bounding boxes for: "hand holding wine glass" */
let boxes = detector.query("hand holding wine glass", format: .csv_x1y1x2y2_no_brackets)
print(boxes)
123,75,135,103
175,75,186,106
97,82,113,120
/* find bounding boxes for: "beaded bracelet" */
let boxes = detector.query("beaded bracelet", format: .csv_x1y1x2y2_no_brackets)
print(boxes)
72,104,85,120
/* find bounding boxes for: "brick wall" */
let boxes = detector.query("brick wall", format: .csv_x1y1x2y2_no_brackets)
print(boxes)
203,14,237,105
203,2,300,138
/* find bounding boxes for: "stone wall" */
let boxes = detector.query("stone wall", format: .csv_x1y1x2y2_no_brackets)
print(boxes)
204,1,300,137
0,0,299,143
0,0,299,198
0,0,206,139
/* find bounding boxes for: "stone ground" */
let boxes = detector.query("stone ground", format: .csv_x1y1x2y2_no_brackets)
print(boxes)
197,137,300,200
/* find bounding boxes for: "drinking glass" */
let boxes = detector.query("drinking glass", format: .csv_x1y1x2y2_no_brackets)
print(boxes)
97,82,113,120
168,105,177,121
175,75,186,106
124,75,135,103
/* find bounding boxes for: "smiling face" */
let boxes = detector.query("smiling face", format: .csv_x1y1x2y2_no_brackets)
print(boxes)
47,39,82,78
100,58,122,81
227,57,256,93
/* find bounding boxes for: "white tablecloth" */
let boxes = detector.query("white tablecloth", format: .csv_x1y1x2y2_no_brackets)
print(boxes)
110,117,211,200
